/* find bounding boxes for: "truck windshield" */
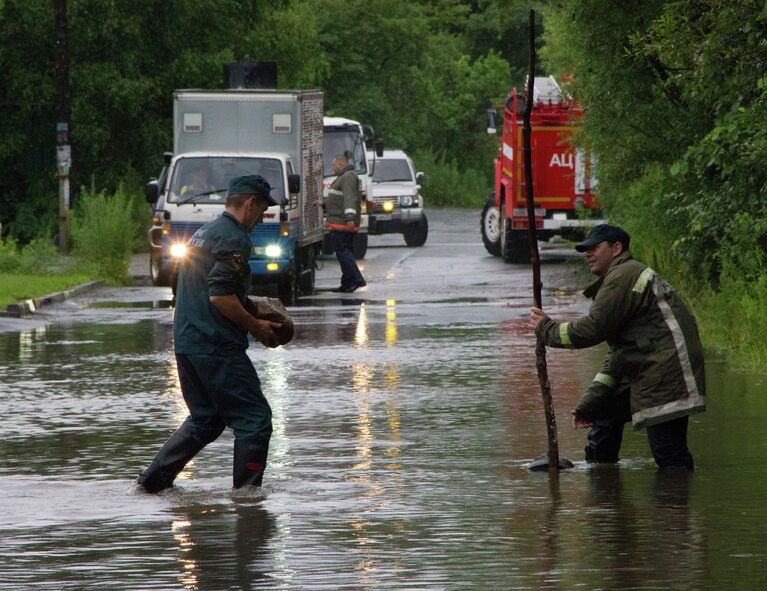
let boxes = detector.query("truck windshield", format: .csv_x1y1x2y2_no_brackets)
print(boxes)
323,128,368,177
167,156,285,204
369,159,413,183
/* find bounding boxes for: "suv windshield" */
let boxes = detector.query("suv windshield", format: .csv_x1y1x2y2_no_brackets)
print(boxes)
369,159,413,183
323,128,367,177
167,156,285,204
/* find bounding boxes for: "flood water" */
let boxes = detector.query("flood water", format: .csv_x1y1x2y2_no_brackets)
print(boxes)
1,210,766,589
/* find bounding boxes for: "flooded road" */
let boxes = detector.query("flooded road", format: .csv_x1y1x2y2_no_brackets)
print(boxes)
1,209,766,589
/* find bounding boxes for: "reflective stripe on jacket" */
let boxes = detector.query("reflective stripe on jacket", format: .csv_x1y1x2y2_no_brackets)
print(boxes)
325,165,361,231
536,251,706,429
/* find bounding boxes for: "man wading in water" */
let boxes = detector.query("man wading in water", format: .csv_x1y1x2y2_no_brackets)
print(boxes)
529,224,706,469
136,175,286,492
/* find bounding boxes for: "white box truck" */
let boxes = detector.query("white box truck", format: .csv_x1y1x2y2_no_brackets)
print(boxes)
146,89,324,303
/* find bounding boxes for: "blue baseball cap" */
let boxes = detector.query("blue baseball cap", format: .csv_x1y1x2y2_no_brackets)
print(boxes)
227,175,284,206
575,224,630,252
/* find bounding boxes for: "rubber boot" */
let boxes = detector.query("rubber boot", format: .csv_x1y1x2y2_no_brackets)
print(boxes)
232,439,269,489
136,423,207,493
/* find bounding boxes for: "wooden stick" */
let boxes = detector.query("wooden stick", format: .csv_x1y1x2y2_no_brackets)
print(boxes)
523,9,561,471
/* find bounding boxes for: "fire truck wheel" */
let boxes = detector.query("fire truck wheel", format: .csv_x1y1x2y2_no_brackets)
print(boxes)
352,233,368,259
404,217,428,247
481,195,501,256
500,218,531,264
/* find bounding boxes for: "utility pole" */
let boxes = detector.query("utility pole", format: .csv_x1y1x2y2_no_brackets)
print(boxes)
54,0,71,252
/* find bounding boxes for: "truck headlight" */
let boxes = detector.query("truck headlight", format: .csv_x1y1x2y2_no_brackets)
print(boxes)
382,201,395,212
265,244,282,258
170,243,187,258
400,195,414,207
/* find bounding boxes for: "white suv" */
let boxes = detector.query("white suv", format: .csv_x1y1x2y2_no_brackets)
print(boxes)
367,149,428,247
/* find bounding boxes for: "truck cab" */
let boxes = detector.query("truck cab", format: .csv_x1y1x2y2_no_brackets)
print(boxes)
147,152,304,293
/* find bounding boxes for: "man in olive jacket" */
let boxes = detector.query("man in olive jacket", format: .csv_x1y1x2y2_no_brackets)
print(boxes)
325,153,366,292
529,224,706,469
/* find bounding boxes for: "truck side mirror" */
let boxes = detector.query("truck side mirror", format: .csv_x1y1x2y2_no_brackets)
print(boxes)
288,174,301,194
145,179,159,204
374,139,384,157
486,108,497,134
415,172,425,184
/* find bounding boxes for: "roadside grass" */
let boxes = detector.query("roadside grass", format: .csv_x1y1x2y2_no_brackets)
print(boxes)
0,183,141,309
0,273,93,309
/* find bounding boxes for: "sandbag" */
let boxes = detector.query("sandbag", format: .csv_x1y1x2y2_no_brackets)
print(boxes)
248,297,295,345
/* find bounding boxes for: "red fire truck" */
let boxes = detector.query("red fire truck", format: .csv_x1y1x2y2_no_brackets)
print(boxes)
481,76,600,263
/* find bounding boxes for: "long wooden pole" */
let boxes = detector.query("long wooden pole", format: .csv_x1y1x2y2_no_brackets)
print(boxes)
523,9,561,471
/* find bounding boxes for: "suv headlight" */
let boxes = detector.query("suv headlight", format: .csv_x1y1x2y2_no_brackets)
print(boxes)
400,195,413,207
265,244,282,258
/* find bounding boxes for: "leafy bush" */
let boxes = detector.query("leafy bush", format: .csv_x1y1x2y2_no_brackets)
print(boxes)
70,184,137,284
0,236,21,273
411,148,491,208
16,235,63,274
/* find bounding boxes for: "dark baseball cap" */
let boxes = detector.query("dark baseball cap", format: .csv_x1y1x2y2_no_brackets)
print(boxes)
575,224,630,252
227,174,284,206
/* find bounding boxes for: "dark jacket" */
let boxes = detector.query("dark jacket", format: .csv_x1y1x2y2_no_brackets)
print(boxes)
536,251,706,429
174,212,252,354
325,165,361,230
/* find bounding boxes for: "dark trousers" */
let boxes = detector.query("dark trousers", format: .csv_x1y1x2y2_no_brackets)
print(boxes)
177,351,273,452
586,386,694,469
331,230,365,289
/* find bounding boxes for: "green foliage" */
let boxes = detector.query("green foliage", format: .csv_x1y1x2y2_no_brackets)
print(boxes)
0,232,78,278
412,148,490,207
542,0,767,362
0,235,20,273
17,235,61,274
0,0,530,244
70,184,137,284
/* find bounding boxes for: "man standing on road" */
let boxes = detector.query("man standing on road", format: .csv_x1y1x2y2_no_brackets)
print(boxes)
137,175,285,492
529,224,706,469
326,153,366,293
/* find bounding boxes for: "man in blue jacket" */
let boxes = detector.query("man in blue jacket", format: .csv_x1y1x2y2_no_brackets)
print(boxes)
137,175,285,492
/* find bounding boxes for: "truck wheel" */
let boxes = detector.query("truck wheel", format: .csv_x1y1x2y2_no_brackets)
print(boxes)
297,247,316,295
500,219,531,264
481,195,502,256
403,217,428,247
352,233,368,259
150,251,170,286
277,266,298,306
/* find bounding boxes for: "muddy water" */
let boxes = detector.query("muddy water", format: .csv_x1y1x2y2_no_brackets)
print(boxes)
1,291,766,588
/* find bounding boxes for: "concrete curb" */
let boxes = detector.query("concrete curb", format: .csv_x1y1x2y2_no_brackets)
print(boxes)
0,280,105,318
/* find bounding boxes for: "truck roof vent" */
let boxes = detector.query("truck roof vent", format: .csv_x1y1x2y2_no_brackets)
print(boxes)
224,61,277,89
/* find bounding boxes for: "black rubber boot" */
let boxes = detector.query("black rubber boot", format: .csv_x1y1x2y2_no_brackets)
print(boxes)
136,423,207,493
232,439,269,489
